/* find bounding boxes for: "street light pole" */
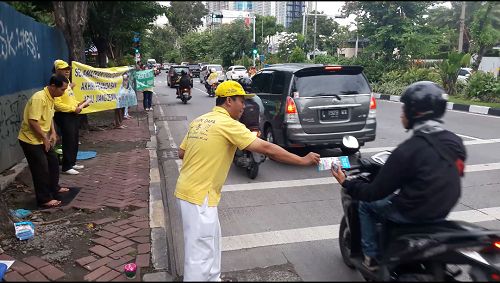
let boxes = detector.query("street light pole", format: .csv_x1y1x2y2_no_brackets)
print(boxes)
253,14,256,67
313,1,318,60
458,1,466,53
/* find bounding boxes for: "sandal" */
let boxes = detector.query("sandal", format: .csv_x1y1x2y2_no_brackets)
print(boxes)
40,200,61,208
115,125,126,129
58,187,70,193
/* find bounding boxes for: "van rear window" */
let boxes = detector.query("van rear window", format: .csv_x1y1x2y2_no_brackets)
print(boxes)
294,74,371,97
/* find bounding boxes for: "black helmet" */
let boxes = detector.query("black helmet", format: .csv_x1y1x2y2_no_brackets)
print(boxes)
237,77,253,93
400,81,448,129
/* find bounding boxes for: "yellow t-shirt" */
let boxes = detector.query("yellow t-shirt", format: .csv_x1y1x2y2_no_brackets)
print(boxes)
18,87,55,145
175,106,257,206
54,82,79,113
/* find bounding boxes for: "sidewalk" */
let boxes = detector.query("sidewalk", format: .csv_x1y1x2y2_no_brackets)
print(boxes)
0,105,171,281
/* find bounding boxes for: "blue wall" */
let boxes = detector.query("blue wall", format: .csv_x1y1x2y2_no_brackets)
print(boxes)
0,2,69,172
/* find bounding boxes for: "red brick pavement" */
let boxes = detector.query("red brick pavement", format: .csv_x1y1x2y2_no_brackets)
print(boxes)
2,114,156,281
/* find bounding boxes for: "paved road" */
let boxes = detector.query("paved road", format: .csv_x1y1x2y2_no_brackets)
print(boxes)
152,76,500,281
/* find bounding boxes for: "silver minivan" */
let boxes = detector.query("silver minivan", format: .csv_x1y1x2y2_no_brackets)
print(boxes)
251,64,376,149
199,64,225,84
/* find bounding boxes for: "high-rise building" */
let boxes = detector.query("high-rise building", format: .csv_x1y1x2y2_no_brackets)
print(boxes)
205,1,231,14
252,1,273,16
233,1,253,11
275,1,306,29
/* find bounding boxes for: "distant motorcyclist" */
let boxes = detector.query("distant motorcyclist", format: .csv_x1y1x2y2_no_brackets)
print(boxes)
237,77,260,131
205,68,219,92
330,81,467,271
176,70,191,98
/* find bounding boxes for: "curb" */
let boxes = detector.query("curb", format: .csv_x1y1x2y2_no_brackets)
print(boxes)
373,93,500,117
0,159,28,192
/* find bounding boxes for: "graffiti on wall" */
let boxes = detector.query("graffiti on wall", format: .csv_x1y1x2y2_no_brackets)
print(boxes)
0,93,29,147
0,20,41,60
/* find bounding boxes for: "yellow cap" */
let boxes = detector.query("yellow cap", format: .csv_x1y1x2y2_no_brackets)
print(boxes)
215,80,254,99
54,59,70,70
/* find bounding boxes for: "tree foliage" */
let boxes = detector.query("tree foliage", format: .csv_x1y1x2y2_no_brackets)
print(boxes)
180,31,213,62
86,1,164,67
469,2,500,70
439,52,471,96
211,20,253,67
255,15,285,46
341,1,436,61
142,25,179,63
165,1,208,36
6,1,54,26
287,11,339,51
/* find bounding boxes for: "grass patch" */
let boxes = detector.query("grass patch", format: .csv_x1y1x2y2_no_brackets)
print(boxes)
448,96,500,109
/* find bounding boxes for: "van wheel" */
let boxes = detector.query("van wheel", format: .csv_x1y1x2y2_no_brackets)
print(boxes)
264,126,275,144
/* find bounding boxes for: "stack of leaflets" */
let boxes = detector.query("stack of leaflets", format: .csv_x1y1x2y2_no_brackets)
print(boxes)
14,221,35,240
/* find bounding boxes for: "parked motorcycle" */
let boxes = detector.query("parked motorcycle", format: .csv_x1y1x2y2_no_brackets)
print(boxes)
337,135,500,281
208,82,218,97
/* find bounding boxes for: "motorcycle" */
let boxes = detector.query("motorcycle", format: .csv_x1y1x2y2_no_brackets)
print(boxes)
177,87,191,104
337,135,500,281
233,127,266,179
208,82,218,97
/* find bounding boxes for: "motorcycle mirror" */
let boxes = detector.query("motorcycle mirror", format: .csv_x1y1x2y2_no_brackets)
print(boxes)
340,135,360,156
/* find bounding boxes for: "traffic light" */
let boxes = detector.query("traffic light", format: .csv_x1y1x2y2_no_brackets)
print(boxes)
252,42,258,55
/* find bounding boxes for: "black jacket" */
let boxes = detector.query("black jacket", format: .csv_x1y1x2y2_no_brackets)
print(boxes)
179,75,191,88
343,129,466,221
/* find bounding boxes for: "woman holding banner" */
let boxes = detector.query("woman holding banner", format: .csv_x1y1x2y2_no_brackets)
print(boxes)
53,59,90,175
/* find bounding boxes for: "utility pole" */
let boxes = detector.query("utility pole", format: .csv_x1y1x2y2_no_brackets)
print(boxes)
458,1,466,53
253,14,256,67
302,2,306,35
313,1,318,60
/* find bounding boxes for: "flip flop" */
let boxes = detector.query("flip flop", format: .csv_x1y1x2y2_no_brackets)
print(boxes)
40,200,61,208
58,187,70,193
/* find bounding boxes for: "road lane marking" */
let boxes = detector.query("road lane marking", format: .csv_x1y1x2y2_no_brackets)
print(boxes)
456,133,483,141
221,205,500,252
222,162,500,192
361,138,500,153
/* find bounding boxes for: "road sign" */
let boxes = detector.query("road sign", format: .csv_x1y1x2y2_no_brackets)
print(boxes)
259,54,265,62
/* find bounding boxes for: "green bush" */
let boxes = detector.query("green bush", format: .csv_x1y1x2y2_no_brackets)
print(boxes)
464,72,500,103
371,81,407,96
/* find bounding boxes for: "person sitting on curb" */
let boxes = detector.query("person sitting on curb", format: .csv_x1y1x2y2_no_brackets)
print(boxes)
18,74,71,208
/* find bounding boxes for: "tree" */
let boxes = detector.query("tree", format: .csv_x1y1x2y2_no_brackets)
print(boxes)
52,2,89,63
255,15,285,46
211,20,252,67
289,46,306,63
287,11,339,51
469,2,500,71
180,31,213,62
86,1,164,67
142,25,179,63
6,1,55,26
165,1,208,36
439,52,471,96
341,2,435,61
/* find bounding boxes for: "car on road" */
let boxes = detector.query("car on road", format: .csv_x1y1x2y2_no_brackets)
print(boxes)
188,63,201,78
225,65,249,81
167,65,193,88
457,67,473,83
251,63,377,149
199,64,225,84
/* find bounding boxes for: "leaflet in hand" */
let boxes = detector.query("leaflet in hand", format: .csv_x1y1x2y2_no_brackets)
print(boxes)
317,156,351,171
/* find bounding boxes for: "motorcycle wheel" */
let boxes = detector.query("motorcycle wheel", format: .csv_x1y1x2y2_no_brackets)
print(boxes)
339,217,355,269
246,160,259,179
264,126,275,144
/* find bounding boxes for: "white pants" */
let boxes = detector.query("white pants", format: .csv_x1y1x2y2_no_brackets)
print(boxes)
178,196,221,282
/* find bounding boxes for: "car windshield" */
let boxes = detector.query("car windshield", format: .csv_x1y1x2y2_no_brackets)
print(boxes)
209,65,223,71
234,67,246,71
294,74,371,97
174,67,189,73
188,64,199,69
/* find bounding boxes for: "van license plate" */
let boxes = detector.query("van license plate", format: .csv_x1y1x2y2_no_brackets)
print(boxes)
321,108,349,121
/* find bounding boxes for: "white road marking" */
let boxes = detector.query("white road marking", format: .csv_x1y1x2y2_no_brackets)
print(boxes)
158,107,177,149
221,205,500,252
193,86,209,95
456,133,483,141
222,162,500,192
360,138,500,153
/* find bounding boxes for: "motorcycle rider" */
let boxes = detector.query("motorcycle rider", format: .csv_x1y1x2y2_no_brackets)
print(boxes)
237,77,261,131
176,70,191,99
205,68,219,93
331,81,467,271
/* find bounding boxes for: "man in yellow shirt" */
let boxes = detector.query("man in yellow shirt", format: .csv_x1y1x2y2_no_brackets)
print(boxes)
18,74,69,208
53,59,90,175
175,80,320,281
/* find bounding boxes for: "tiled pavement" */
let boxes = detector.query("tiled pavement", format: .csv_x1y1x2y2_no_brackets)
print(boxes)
1,110,157,282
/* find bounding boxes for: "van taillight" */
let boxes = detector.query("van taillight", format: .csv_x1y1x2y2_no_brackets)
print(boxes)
285,97,299,123
286,96,297,114
325,66,342,71
370,95,377,110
